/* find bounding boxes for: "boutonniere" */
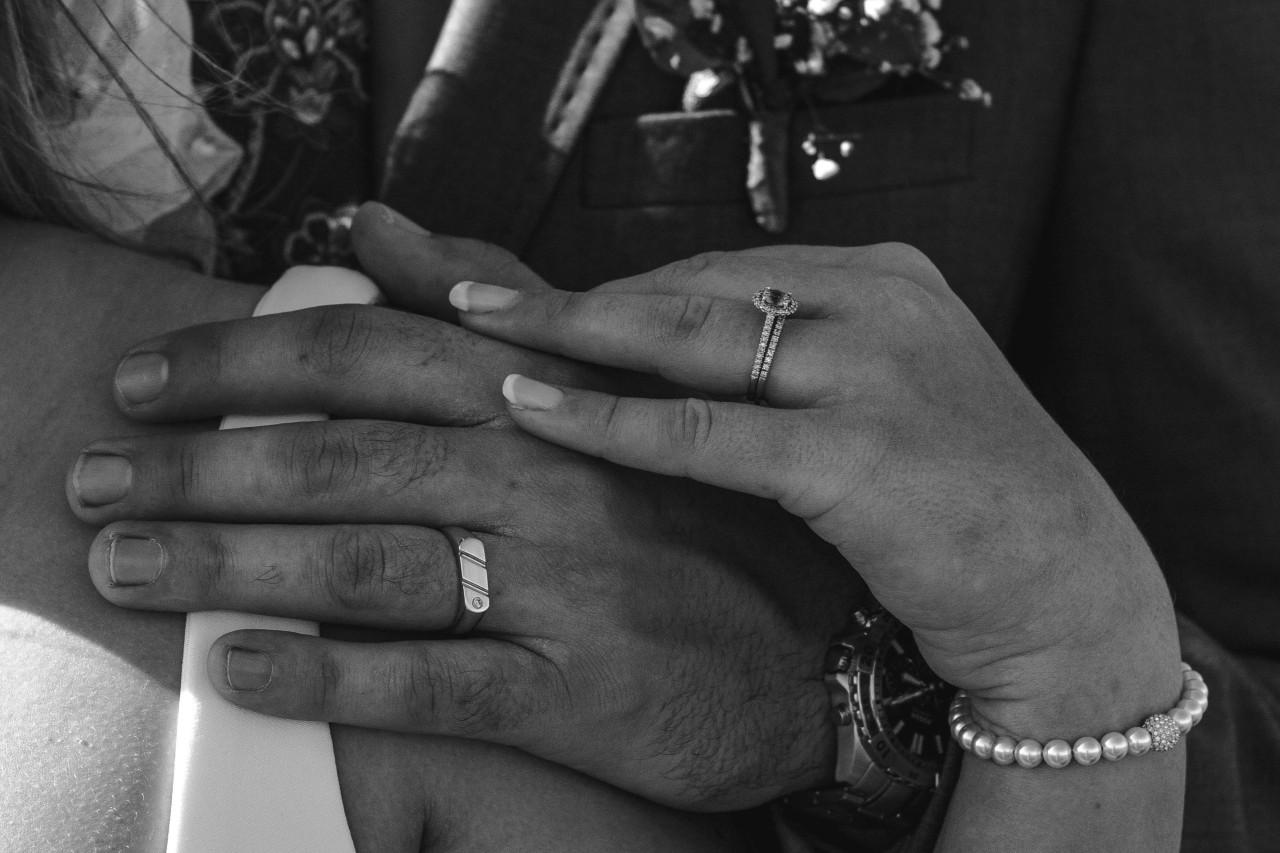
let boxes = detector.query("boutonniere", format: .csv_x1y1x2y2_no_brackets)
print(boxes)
634,0,991,232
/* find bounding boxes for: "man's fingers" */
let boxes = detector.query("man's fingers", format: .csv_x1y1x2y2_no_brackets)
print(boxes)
352,202,551,319
453,288,824,405
66,421,511,528
112,304,580,426
501,376,809,503
87,522,473,631
208,632,561,743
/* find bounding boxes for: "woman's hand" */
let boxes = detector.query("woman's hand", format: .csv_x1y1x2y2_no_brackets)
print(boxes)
451,243,1183,741
66,209,864,811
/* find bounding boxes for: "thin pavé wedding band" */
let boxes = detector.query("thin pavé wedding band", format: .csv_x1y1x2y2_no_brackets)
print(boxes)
747,288,799,405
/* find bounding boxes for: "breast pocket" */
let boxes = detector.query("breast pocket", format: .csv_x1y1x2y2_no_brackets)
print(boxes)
581,92,976,209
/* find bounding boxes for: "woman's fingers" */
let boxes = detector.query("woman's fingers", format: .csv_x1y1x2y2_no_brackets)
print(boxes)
66,420,512,528
208,632,562,744
352,202,551,320
87,522,470,631
501,376,812,504
453,286,824,405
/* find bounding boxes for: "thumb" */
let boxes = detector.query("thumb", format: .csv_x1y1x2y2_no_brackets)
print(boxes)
352,202,551,319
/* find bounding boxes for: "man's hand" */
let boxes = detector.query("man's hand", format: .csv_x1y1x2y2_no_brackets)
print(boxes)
66,204,863,811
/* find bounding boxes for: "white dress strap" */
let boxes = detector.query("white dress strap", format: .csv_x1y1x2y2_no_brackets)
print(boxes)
165,266,380,853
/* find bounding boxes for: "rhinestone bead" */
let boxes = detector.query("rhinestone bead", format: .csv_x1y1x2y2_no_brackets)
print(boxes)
959,723,982,751
1072,736,1102,766
1169,707,1194,733
972,731,996,760
1014,739,1043,768
991,736,1018,766
1101,732,1129,761
1126,726,1153,756
1144,714,1181,751
1043,739,1073,768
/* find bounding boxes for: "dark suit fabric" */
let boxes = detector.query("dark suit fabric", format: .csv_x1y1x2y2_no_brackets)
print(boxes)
386,0,1280,848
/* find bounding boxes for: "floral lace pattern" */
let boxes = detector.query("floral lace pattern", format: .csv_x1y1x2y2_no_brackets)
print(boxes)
191,0,371,282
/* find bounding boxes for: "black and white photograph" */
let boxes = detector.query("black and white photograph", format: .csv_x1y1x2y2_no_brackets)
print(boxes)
1,0,1277,850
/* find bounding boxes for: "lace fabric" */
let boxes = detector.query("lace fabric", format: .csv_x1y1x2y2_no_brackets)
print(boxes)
48,0,373,281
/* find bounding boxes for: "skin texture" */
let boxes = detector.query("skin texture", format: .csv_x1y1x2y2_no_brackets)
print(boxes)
0,219,749,852
69,209,863,810
67,204,1185,849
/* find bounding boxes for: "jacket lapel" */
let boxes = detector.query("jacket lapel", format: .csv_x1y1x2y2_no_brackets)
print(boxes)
381,0,634,252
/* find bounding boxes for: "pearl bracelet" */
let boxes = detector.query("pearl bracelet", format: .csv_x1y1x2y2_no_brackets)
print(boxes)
949,662,1208,768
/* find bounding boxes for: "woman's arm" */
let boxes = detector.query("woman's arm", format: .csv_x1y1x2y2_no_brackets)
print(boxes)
0,220,261,851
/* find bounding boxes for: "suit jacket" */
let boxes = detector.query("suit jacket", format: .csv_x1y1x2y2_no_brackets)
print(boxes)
384,1,1280,848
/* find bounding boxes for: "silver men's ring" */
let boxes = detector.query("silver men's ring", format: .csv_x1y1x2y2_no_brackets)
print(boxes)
746,288,799,405
442,527,490,635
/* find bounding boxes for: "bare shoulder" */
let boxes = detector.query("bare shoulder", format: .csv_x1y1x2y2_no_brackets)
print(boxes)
0,221,261,852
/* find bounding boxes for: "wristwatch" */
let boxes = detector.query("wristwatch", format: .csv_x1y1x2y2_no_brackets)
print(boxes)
781,608,952,829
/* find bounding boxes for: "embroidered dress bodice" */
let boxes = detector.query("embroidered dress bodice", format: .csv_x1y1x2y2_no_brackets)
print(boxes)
52,0,373,282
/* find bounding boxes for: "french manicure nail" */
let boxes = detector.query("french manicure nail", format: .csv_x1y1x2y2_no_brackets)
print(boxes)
115,352,169,405
378,202,430,236
108,535,165,586
73,453,133,507
502,374,564,411
226,647,273,692
450,281,519,314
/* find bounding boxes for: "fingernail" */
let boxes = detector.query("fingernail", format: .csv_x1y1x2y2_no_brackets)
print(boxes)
502,374,563,411
108,535,165,586
73,453,132,507
375,202,430,236
115,352,169,405
450,281,519,313
226,647,273,692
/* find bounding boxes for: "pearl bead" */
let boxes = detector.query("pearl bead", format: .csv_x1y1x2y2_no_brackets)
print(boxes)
1181,661,1192,672
1186,679,1207,694
1072,736,1102,766
1177,698,1205,725
1126,726,1153,756
1014,739,1043,768
1043,739,1073,768
951,716,974,741
972,731,996,760
1101,732,1129,761
1183,670,1203,684
959,723,982,751
991,736,1018,765
1185,687,1208,704
1169,707,1194,733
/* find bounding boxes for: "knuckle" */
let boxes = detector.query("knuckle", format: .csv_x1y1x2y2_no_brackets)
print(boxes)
191,525,239,598
671,398,715,456
655,252,722,293
357,422,452,496
286,425,362,498
321,525,447,615
312,648,344,716
322,524,389,612
172,438,204,504
297,306,377,381
658,294,716,346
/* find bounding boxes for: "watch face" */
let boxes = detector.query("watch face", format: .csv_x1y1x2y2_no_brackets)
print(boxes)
865,623,951,783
